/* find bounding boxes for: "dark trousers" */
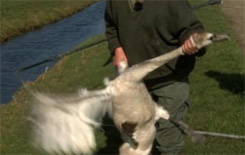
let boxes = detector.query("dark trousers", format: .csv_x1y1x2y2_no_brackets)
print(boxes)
150,81,190,155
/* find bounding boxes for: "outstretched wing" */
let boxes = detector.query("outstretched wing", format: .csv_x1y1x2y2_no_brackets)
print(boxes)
28,88,112,154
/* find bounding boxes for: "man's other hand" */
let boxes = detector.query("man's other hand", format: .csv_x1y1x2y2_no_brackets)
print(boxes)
114,47,128,71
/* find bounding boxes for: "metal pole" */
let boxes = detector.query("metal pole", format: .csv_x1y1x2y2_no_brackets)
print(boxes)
192,0,223,10
167,118,245,140
193,130,245,140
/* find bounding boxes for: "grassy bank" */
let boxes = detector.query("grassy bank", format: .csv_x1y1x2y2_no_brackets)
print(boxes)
0,35,113,154
0,0,97,42
1,1,244,155
183,5,244,155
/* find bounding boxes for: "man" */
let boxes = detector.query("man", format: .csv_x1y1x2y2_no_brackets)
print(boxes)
104,0,205,154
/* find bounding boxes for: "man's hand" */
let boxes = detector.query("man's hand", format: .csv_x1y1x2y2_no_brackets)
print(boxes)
182,35,198,55
114,47,128,72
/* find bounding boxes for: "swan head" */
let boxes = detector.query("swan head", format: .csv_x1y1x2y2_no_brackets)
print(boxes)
192,32,230,49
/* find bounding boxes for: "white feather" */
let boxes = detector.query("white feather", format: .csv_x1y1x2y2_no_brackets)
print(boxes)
29,89,112,154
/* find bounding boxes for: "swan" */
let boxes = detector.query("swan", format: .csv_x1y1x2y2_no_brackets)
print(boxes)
29,32,229,155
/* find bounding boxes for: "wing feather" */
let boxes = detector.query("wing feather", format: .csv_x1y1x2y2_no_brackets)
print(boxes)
29,88,112,154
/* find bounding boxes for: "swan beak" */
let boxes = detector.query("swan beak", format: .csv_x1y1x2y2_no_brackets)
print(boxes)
210,34,230,42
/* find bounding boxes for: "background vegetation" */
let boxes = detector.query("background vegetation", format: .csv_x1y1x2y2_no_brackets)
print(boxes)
0,0,97,42
0,0,244,154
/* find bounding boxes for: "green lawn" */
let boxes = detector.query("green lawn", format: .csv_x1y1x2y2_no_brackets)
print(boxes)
184,2,244,154
0,0,97,42
0,0,244,154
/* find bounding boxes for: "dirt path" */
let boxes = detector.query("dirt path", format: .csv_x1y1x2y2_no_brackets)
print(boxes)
221,0,245,52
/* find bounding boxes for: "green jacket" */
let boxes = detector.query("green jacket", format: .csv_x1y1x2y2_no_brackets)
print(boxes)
105,0,205,88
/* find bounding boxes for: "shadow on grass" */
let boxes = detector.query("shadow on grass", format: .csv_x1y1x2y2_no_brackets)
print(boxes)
205,71,244,95
97,118,122,155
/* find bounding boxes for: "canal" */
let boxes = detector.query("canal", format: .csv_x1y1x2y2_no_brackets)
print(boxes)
0,1,106,104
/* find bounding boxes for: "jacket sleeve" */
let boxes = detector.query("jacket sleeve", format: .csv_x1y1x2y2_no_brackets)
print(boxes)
169,0,206,56
104,1,121,54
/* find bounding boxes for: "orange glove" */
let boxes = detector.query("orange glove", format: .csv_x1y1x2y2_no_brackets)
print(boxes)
182,35,198,55
114,47,128,72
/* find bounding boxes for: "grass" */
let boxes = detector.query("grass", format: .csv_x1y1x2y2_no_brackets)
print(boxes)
0,0,244,154
183,1,244,154
0,0,97,42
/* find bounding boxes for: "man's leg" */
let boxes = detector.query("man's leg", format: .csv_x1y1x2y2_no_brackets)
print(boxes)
151,81,190,155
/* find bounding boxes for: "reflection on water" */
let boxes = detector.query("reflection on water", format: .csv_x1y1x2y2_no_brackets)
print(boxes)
0,1,106,104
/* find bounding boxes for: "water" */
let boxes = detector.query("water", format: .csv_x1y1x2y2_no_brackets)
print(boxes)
0,1,106,104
